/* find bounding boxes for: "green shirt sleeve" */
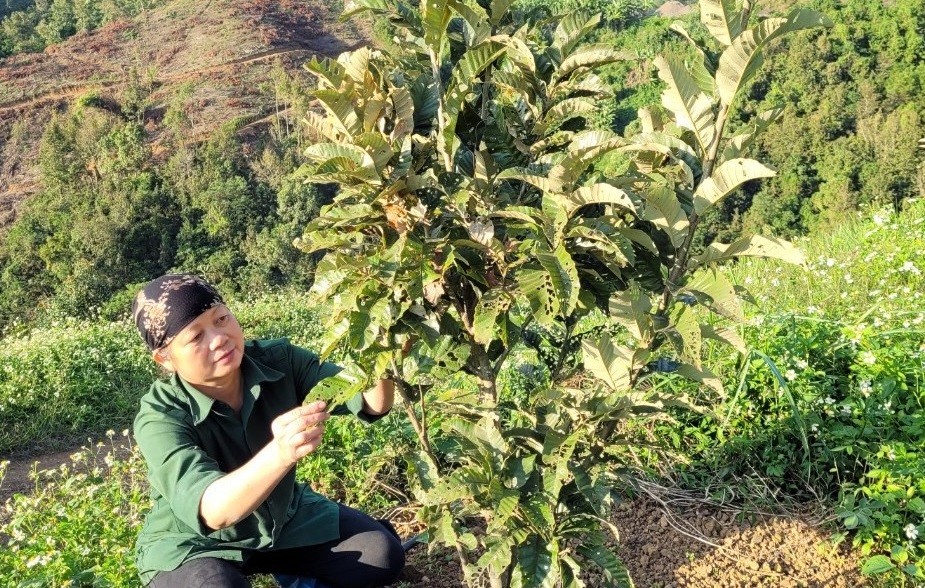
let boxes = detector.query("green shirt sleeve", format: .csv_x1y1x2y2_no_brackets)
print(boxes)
134,399,225,537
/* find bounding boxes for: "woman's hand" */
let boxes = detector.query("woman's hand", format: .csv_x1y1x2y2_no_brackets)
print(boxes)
270,401,328,467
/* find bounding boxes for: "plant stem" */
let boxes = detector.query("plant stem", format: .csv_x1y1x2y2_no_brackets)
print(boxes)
657,102,731,316
391,359,436,464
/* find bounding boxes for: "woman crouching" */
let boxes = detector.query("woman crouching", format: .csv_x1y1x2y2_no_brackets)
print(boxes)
131,274,405,588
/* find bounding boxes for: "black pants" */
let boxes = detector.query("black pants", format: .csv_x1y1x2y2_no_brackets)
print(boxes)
147,504,405,588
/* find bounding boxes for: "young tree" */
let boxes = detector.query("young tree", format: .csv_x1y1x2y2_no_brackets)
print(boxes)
293,1,827,585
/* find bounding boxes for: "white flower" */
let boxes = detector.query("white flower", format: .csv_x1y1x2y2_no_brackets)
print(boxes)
825,397,836,405
841,404,852,416
861,351,876,366
859,380,873,396
826,258,836,267
810,424,819,433
844,274,854,284
900,261,921,275
887,448,897,460
873,213,887,226
785,369,797,381
795,359,809,370
25,554,51,568
905,523,919,541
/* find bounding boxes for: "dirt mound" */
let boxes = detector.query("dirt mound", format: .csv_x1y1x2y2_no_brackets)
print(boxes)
614,497,865,588
0,0,370,229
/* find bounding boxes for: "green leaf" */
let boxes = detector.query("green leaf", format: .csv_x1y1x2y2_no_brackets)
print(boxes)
668,22,716,94
518,268,559,327
311,363,370,411
497,168,566,195
691,234,805,269
441,41,507,167
305,55,348,90
537,97,597,136
640,182,688,248
720,107,783,162
513,536,557,588
655,55,716,156
313,88,362,137
537,244,580,316
303,143,382,184
693,158,775,216
608,287,652,343
701,324,747,355
473,290,514,344
478,536,515,574
581,335,633,391
553,12,602,57
568,184,638,217
684,268,743,322
447,0,489,35
577,541,634,587
699,0,744,46
716,9,831,106
552,44,628,85
861,555,895,576
489,0,514,25
675,363,724,395
422,0,452,49
670,305,703,367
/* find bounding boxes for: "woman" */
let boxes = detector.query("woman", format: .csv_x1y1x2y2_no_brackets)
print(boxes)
131,274,405,588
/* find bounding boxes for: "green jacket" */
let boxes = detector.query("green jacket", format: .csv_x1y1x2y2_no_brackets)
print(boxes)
133,338,376,584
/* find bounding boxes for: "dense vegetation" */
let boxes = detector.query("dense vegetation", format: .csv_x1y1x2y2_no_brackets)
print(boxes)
1,0,922,333
0,0,923,585
1,201,923,585
0,78,326,331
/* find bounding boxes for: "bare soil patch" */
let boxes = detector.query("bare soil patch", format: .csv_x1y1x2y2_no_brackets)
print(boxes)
0,0,372,229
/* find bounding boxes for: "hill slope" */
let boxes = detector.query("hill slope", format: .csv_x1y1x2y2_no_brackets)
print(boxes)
0,0,369,227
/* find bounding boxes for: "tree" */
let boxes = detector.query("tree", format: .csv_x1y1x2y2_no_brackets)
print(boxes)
292,0,826,585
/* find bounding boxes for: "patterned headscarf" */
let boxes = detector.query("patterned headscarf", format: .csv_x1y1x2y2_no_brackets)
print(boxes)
132,274,224,351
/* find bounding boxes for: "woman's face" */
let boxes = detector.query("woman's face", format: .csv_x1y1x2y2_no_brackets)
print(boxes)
154,304,245,390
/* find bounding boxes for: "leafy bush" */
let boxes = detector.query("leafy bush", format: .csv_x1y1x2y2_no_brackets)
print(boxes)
0,437,148,587
0,320,156,455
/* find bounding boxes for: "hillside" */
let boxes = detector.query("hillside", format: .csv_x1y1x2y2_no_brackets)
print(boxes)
0,0,369,228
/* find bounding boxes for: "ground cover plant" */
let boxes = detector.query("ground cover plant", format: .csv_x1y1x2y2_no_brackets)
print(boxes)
0,210,922,586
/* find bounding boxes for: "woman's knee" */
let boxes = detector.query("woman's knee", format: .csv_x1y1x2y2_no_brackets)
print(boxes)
332,528,405,587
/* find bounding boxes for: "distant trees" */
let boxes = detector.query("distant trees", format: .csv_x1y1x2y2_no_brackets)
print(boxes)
592,0,925,242
0,0,159,57
725,0,925,237
0,95,323,330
